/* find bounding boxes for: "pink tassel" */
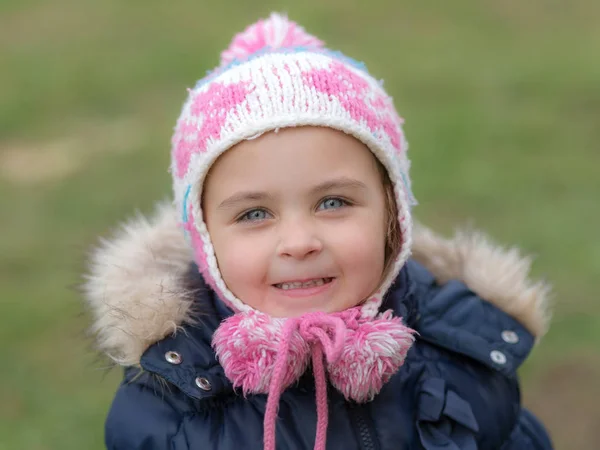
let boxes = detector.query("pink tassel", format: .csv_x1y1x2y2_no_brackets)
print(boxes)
327,310,416,402
212,311,310,394
213,308,415,402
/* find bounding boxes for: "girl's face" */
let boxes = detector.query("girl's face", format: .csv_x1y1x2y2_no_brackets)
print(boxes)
203,127,388,318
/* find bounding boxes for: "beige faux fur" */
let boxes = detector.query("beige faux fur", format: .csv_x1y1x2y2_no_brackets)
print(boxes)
83,203,551,367
83,203,195,366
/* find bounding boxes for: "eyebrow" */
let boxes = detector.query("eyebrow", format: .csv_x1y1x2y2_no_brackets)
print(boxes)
310,177,368,195
216,177,367,210
217,191,274,210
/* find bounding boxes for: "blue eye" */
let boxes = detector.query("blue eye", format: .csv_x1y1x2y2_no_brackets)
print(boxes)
237,208,271,222
318,197,348,211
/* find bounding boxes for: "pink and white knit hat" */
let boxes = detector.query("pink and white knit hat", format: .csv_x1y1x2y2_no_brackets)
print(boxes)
170,13,416,319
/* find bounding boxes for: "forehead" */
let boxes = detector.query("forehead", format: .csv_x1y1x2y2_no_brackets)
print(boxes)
204,127,381,194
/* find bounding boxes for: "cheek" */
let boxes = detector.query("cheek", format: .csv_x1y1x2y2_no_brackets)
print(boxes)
329,216,386,279
213,235,270,294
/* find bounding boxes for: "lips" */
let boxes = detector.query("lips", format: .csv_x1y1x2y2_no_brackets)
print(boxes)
273,277,335,290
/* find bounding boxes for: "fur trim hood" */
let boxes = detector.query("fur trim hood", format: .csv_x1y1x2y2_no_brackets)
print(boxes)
83,203,551,367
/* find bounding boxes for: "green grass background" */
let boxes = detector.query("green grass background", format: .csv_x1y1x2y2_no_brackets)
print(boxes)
1,1,598,449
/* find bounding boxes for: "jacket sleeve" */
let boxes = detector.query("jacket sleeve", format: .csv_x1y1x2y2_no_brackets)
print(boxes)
501,408,553,450
105,370,188,450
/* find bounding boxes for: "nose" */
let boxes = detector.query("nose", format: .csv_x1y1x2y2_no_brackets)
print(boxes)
276,218,323,260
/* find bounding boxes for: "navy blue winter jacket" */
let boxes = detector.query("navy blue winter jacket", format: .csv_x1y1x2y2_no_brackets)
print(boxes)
85,206,553,449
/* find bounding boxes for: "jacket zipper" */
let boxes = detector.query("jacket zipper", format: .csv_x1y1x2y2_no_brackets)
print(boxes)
347,402,378,450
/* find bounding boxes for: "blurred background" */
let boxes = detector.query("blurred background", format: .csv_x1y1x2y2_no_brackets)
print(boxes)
1,0,598,449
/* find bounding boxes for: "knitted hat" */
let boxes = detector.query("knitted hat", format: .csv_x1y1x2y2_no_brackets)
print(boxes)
170,13,416,319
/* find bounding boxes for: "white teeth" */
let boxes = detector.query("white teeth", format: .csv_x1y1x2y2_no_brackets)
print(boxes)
277,278,329,290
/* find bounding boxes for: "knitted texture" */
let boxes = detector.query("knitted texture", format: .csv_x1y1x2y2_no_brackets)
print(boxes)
170,13,416,318
212,307,416,450
212,307,416,401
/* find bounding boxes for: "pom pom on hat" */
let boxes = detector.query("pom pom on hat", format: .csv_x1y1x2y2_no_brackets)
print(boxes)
220,13,324,66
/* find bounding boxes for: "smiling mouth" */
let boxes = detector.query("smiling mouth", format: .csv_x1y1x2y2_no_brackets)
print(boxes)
273,277,335,291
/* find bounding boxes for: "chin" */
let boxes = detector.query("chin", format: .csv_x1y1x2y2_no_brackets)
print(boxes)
243,289,364,318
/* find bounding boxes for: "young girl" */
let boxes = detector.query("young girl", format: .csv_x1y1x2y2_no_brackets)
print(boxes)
85,13,553,450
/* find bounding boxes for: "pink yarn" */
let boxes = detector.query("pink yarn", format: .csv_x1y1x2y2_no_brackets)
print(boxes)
173,80,254,177
302,61,405,153
220,13,324,66
263,313,346,450
299,312,346,361
212,308,415,449
212,312,310,393
311,345,328,450
184,208,233,305
262,319,303,450
327,310,416,402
